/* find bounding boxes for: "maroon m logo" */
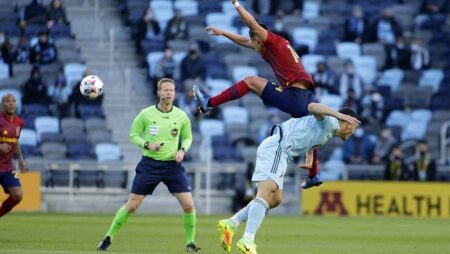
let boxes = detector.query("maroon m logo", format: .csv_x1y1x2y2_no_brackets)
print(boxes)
314,191,349,215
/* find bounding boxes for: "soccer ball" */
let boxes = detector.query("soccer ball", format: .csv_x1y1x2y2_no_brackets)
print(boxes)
79,75,104,99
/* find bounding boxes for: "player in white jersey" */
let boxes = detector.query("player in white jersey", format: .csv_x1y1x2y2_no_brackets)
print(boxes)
217,103,360,254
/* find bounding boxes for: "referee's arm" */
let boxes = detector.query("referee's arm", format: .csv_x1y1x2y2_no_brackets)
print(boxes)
129,111,146,148
179,115,192,152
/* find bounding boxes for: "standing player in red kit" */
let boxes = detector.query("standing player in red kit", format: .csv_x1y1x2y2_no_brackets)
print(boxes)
0,94,27,218
193,0,321,189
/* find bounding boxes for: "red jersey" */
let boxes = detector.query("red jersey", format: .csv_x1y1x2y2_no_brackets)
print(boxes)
261,31,314,89
0,112,24,172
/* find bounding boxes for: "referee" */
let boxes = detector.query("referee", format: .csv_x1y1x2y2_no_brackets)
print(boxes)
97,78,200,252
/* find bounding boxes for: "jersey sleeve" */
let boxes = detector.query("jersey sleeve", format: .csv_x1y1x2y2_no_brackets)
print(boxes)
180,113,192,152
318,116,339,133
129,110,146,148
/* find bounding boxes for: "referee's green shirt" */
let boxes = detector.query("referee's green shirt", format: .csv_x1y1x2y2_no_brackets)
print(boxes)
129,105,192,161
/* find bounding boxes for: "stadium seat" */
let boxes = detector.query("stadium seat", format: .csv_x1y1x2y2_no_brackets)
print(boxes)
103,170,128,188
67,142,94,160
77,105,104,119
206,79,232,95
292,28,318,52
88,130,112,144
351,56,377,85
45,169,70,187
34,116,60,142
206,13,234,27
22,104,49,117
336,42,361,59
199,1,223,15
61,117,84,133
321,160,346,181
84,117,107,131
64,63,87,87
0,62,9,80
146,51,164,77
40,142,67,159
168,40,190,53
386,110,410,128
221,0,243,16
0,88,22,114
362,43,386,69
40,132,64,143
213,145,241,162
232,66,258,82
19,129,38,147
419,69,444,93
154,9,174,30
24,24,46,38
199,119,225,140
222,106,249,125
0,23,21,37
319,94,343,111
212,26,238,44
149,0,173,11
301,54,325,74
95,143,122,163
302,1,320,19
377,69,404,92
141,38,164,54
174,0,198,16
63,130,88,143
49,23,72,38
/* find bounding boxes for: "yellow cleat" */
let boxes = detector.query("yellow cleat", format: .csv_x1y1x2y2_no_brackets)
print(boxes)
236,238,257,254
217,219,235,252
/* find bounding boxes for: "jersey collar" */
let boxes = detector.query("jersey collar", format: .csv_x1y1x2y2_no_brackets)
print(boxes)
156,104,173,113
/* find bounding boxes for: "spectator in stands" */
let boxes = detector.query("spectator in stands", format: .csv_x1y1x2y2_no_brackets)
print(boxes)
372,126,397,164
413,140,437,181
176,82,199,120
343,5,368,43
385,37,411,69
21,0,48,27
360,88,384,124
272,18,292,43
342,128,374,164
47,0,68,29
48,70,71,117
180,44,206,87
22,66,50,104
339,60,363,100
164,9,188,43
0,32,14,76
257,111,282,143
416,0,449,28
30,31,57,65
136,7,160,43
155,47,176,82
272,0,302,16
384,145,412,181
313,61,337,96
368,8,402,45
14,35,30,64
341,88,361,115
410,38,430,70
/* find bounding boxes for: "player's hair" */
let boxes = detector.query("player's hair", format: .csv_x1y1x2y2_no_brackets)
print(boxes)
338,107,359,121
249,23,268,38
157,78,175,90
1,93,15,103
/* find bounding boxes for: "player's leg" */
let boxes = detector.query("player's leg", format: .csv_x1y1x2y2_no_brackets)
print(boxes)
165,168,200,252
0,171,23,218
301,148,323,189
193,76,268,113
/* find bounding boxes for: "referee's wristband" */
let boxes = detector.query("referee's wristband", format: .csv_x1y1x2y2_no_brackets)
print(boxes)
233,1,240,8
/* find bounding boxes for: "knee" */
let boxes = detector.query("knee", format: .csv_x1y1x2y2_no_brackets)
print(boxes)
181,202,195,213
125,202,140,213
243,76,258,88
11,193,23,203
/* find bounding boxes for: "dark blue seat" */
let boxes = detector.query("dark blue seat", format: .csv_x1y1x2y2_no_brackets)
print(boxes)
45,169,70,187
385,97,404,110
198,1,222,15
213,145,241,162
314,41,335,56
77,105,104,119
49,23,72,38
67,142,93,160
74,170,102,188
211,135,230,146
376,85,391,98
22,104,50,116
24,24,47,38
40,132,64,143
207,63,228,79
430,93,450,110
21,145,39,158
0,23,21,37
140,38,164,54
103,171,128,188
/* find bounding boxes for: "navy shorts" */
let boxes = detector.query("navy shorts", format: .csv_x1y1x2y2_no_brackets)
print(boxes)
261,81,316,118
0,171,21,194
131,156,191,195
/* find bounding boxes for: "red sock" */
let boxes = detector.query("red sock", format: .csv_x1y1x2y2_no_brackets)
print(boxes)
209,80,251,107
308,148,319,177
0,196,20,217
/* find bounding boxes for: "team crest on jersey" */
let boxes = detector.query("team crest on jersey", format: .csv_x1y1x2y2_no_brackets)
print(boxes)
275,86,283,92
2,129,7,135
171,128,179,137
16,127,20,137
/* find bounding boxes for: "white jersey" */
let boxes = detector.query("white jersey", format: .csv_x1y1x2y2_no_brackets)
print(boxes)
278,115,339,158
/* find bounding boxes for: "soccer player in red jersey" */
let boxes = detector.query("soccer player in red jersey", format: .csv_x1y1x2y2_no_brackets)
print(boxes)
193,0,321,188
0,94,27,218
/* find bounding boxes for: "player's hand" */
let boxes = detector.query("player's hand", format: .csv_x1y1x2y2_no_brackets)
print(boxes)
298,150,313,169
337,113,360,126
205,26,224,36
0,143,11,153
18,158,28,173
174,150,185,163
147,143,161,151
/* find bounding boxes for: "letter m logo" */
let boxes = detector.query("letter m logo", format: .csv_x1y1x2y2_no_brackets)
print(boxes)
314,191,349,215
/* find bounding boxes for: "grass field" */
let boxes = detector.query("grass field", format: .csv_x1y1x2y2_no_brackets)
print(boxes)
0,212,449,254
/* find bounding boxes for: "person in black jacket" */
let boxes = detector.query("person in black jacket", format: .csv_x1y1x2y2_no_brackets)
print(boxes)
384,145,413,181
135,7,160,51
22,66,50,104
413,140,437,181
343,6,368,43
368,8,402,45
30,31,57,64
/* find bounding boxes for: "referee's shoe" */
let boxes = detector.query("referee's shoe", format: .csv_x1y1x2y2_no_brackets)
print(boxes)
186,242,201,252
97,236,111,251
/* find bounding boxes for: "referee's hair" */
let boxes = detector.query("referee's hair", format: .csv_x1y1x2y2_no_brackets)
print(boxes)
338,107,359,120
157,78,175,90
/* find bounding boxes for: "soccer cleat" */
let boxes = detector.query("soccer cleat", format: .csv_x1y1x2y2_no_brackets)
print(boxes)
192,85,211,113
97,236,111,251
186,242,201,252
217,219,236,252
236,237,257,254
301,175,323,189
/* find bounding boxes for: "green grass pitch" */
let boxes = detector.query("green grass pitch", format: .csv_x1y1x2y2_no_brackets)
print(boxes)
0,212,449,254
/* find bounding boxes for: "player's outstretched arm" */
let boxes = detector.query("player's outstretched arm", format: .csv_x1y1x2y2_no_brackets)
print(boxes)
308,103,360,125
205,26,254,49
15,142,28,173
232,0,267,41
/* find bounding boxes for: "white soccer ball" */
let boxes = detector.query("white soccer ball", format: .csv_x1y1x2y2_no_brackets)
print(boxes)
79,75,104,99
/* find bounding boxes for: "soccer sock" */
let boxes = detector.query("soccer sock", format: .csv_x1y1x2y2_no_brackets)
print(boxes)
0,196,20,217
308,148,319,178
209,80,251,107
183,211,196,244
106,206,130,239
230,201,252,227
243,197,270,241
